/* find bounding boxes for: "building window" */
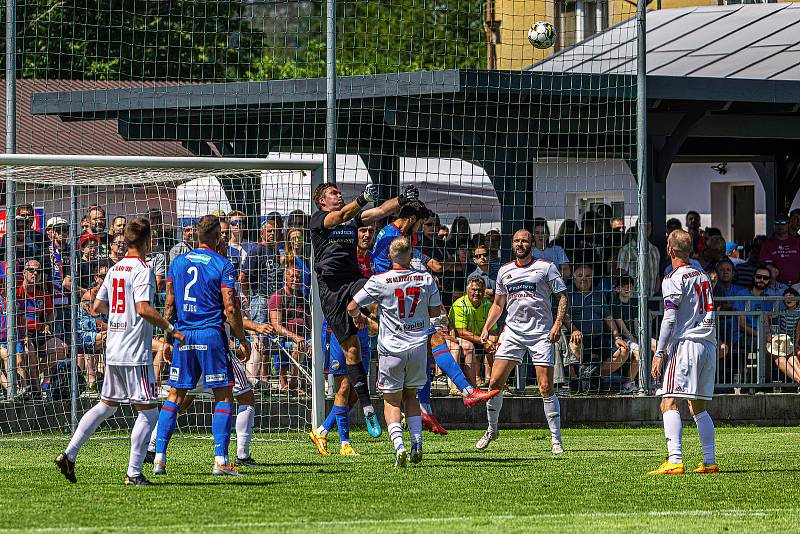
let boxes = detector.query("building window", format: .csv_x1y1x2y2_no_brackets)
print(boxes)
555,0,608,50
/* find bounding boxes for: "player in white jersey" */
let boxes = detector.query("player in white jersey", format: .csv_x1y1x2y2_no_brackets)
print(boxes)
55,218,185,485
649,229,719,475
476,229,569,454
348,237,441,467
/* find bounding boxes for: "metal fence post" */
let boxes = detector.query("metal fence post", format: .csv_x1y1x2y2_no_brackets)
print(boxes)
5,0,18,399
69,177,80,431
326,0,337,184
635,0,649,392
309,165,326,429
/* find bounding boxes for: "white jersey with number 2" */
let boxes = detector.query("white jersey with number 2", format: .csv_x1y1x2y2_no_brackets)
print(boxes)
660,264,717,346
96,256,156,366
353,268,441,353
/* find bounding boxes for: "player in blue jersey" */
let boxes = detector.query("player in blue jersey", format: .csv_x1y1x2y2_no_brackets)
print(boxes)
153,215,252,476
371,201,498,435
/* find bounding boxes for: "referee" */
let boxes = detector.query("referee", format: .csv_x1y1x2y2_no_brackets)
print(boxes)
310,182,418,436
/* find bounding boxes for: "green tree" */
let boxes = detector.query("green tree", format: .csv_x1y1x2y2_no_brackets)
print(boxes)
5,0,261,81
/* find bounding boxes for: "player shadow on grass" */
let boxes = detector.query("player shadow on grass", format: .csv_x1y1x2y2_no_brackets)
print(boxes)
155,480,279,486
446,456,535,464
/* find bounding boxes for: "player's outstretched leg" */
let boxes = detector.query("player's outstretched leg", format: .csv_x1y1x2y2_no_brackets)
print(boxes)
418,355,447,435
535,364,563,454
430,332,498,407
691,402,719,473
477,359,516,450
649,398,685,475
126,405,158,486
56,401,119,483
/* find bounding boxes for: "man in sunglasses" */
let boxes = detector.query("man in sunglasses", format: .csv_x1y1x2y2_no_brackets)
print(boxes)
468,245,496,299
734,266,778,359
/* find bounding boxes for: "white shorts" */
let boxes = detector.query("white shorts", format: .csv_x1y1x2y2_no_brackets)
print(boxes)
101,364,158,404
189,354,252,397
377,344,428,393
494,330,553,367
656,339,717,401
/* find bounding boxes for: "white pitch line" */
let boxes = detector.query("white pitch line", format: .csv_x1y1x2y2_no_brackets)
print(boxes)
4,508,799,533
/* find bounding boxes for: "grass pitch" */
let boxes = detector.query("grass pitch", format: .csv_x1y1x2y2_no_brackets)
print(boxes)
2,426,799,533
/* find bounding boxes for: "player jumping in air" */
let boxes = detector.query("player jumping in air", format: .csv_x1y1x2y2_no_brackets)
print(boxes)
370,200,498,435
476,229,568,454
152,214,252,476
310,224,377,457
348,237,441,467
55,218,185,485
649,229,719,475
308,182,416,452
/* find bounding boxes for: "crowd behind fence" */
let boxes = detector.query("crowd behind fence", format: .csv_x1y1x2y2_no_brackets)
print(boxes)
2,199,800,407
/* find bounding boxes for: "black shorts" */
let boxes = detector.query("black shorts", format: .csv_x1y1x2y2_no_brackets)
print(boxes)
318,276,368,343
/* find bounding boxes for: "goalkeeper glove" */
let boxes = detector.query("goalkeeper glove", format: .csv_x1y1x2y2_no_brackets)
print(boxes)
398,185,419,206
356,183,378,207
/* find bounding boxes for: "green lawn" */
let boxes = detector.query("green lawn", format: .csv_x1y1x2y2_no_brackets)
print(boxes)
1,426,799,533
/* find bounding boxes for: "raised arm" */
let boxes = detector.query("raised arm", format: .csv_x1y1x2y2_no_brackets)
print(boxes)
360,185,419,225
322,184,380,229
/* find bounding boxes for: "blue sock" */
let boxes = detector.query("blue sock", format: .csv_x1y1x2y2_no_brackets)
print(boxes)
321,406,337,434
154,400,180,458
212,401,233,465
432,343,472,393
333,404,350,444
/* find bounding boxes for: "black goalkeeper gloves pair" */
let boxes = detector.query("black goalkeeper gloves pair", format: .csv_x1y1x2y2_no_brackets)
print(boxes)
356,183,419,207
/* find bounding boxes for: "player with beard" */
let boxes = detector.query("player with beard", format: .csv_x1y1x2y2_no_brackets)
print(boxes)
309,182,417,443
476,229,568,454
371,201,498,435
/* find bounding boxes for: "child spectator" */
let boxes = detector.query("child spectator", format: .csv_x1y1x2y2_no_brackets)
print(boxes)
609,275,641,393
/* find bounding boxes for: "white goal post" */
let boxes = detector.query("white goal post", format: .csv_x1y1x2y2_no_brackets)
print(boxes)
0,153,327,438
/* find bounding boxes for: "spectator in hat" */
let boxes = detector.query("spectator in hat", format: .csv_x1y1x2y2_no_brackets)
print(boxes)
768,293,800,383
726,241,744,266
760,213,800,285
169,222,196,263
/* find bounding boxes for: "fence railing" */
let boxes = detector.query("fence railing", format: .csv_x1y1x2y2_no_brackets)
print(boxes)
649,296,800,391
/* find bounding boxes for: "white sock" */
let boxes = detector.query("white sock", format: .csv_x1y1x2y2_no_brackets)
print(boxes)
694,411,716,465
362,404,375,417
407,415,423,447
316,425,329,437
461,385,475,396
236,405,256,459
663,409,683,463
148,423,158,453
542,395,562,445
65,402,118,461
128,409,158,478
486,390,504,433
388,422,405,452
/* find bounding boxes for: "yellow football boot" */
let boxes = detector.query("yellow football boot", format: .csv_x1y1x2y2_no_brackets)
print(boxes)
692,463,720,474
647,460,685,475
308,431,331,457
339,443,360,456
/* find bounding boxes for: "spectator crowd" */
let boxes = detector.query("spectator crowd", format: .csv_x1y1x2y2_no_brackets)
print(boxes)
2,198,800,402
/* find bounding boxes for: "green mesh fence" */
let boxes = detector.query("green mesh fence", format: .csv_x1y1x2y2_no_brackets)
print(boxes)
1,0,641,439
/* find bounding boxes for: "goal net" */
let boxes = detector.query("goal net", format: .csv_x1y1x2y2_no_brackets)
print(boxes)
0,156,324,441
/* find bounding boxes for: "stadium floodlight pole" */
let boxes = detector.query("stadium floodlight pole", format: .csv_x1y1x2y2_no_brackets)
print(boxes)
309,165,327,429
5,0,18,399
326,0,337,184
69,175,80,432
636,0,650,391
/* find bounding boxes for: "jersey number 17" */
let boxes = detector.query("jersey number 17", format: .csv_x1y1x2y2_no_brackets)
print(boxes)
692,281,714,312
395,287,421,319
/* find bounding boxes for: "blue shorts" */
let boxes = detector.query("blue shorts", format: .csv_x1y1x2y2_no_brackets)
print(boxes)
169,328,233,389
323,320,370,376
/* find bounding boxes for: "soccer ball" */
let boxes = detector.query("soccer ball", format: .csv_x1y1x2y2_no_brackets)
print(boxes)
528,21,556,50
